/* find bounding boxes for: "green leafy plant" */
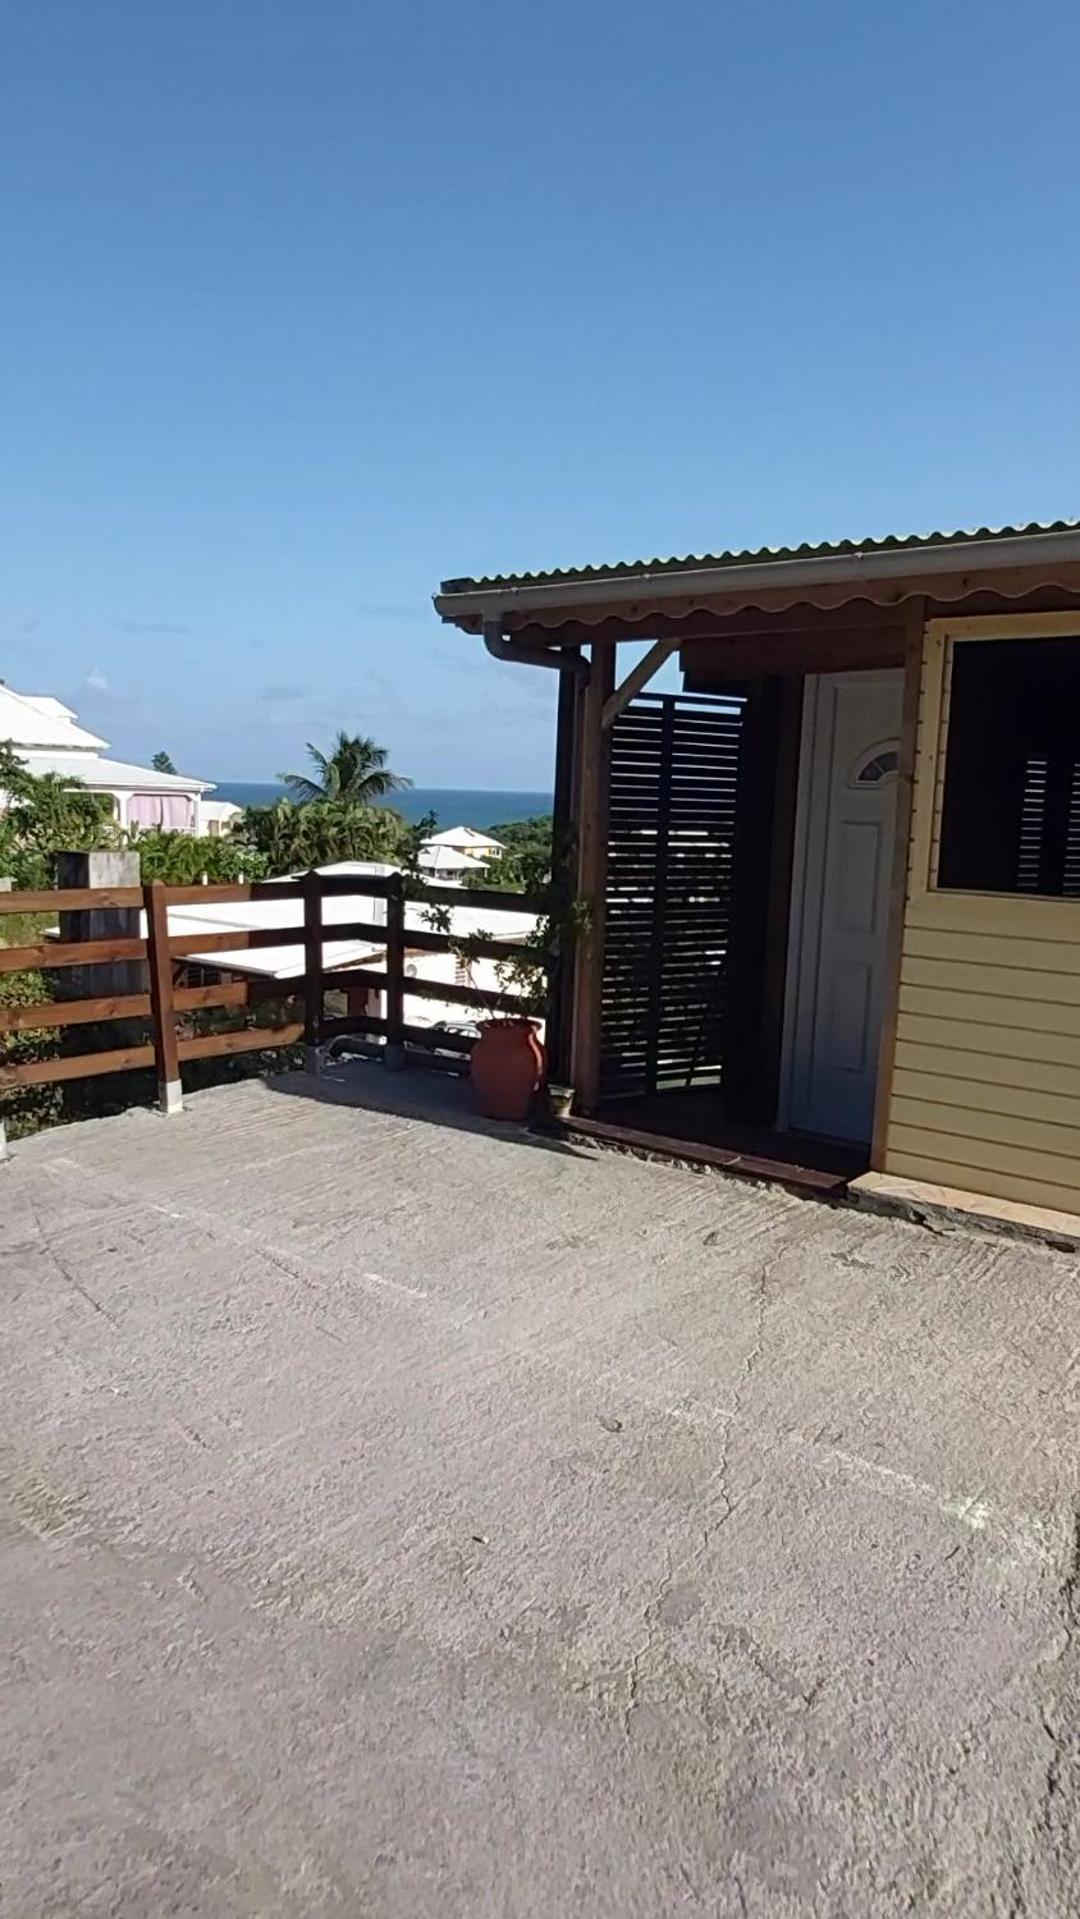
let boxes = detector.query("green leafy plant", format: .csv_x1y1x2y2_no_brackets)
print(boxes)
234,797,415,875
0,927,61,1139
123,825,266,884
0,743,118,888
415,877,587,1022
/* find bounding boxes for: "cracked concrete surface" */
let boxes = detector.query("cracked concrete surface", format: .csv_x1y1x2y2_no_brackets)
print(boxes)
3,1063,1080,1915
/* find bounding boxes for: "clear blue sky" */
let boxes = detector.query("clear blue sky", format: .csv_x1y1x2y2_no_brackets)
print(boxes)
3,2,1079,789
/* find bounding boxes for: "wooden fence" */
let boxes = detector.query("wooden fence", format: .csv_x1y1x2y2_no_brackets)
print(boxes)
0,872,545,1107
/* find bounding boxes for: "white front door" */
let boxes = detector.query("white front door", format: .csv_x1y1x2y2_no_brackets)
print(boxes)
783,670,904,1143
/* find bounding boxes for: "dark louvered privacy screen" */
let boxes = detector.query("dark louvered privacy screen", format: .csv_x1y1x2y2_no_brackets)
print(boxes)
600,692,746,1100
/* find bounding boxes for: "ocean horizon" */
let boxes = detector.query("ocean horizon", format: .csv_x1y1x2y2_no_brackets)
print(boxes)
212,783,553,831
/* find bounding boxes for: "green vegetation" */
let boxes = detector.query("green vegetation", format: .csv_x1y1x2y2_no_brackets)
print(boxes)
0,728,431,1140
234,797,422,873
466,815,554,894
0,730,428,889
281,731,411,804
126,825,264,884
0,744,118,889
151,749,177,774
0,929,61,1139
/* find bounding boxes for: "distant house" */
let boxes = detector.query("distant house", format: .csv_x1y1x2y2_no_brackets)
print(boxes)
0,682,216,833
416,824,504,880
199,799,243,838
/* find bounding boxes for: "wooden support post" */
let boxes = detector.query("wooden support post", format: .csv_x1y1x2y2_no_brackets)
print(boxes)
544,651,581,1085
383,872,406,1071
302,868,323,1073
144,880,182,1116
570,638,616,1112
870,598,925,1171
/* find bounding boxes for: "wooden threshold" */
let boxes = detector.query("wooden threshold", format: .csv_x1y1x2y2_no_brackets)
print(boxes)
850,1171,1080,1252
556,1111,857,1198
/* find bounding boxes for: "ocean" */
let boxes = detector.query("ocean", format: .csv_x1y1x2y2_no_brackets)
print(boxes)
212,784,553,831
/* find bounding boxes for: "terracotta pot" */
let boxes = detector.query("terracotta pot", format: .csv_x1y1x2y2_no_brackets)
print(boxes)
470,1019,546,1121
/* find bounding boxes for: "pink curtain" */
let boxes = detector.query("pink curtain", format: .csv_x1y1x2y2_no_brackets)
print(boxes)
128,792,193,830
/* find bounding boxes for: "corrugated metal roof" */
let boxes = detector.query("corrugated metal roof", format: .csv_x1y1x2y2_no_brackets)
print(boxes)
19,751,212,792
440,519,1080,594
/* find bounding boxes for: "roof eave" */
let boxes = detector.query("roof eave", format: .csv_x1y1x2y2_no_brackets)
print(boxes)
434,527,1080,628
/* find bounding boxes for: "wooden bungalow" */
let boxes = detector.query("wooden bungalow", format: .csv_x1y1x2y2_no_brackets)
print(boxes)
435,519,1080,1234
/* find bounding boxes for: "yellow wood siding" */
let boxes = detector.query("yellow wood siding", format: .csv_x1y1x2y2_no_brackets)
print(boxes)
880,612,1080,1214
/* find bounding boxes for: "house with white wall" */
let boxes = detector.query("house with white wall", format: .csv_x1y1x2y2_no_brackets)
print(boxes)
0,682,215,832
416,825,505,880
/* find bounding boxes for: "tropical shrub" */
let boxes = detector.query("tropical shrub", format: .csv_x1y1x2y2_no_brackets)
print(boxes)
0,744,118,888
233,797,416,875
124,826,267,885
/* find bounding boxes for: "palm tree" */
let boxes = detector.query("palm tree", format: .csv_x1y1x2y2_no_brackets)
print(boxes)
279,731,411,804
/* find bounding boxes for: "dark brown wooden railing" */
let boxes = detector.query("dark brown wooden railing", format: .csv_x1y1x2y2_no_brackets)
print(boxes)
0,873,544,1106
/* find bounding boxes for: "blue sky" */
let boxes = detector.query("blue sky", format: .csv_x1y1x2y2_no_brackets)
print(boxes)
3,2,1079,789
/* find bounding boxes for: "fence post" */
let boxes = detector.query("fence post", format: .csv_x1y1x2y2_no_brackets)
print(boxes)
144,880,182,1116
303,868,323,1073
383,873,405,1071
55,849,145,1059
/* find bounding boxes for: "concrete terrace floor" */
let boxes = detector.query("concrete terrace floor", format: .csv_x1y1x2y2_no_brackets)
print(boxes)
3,1065,1080,1918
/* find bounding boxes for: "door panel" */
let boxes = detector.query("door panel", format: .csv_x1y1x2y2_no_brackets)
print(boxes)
786,671,903,1141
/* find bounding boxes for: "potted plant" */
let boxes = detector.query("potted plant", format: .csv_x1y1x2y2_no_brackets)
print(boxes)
467,890,592,1121
419,882,586,1123
470,1011,546,1121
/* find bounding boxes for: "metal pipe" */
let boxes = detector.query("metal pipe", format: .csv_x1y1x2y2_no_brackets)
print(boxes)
482,619,589,679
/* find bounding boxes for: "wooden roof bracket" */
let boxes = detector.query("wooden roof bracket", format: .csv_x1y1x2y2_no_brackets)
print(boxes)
601,638,678,730
482,617,589,681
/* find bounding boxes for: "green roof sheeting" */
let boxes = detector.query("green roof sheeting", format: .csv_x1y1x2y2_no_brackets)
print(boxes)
440,518,1080,595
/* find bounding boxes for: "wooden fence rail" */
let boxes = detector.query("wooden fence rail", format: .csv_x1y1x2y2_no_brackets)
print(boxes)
0,871,547,1109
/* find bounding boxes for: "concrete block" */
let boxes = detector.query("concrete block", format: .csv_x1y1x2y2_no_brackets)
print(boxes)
157,1079,184,1118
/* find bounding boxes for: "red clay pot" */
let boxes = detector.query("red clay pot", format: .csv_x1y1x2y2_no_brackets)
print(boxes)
470,1018,546,1121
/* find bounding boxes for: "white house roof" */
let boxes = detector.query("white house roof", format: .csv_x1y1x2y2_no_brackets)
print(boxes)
161,862,537,982
417,845,486,872
155,861,394,981
19,751,212,794
422,825,505,851
19,694,78,721
0,684,107,752
0,680,214,795
412,899,538,942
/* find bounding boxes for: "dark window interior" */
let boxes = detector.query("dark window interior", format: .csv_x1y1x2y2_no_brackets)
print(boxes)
938,637,1080,897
